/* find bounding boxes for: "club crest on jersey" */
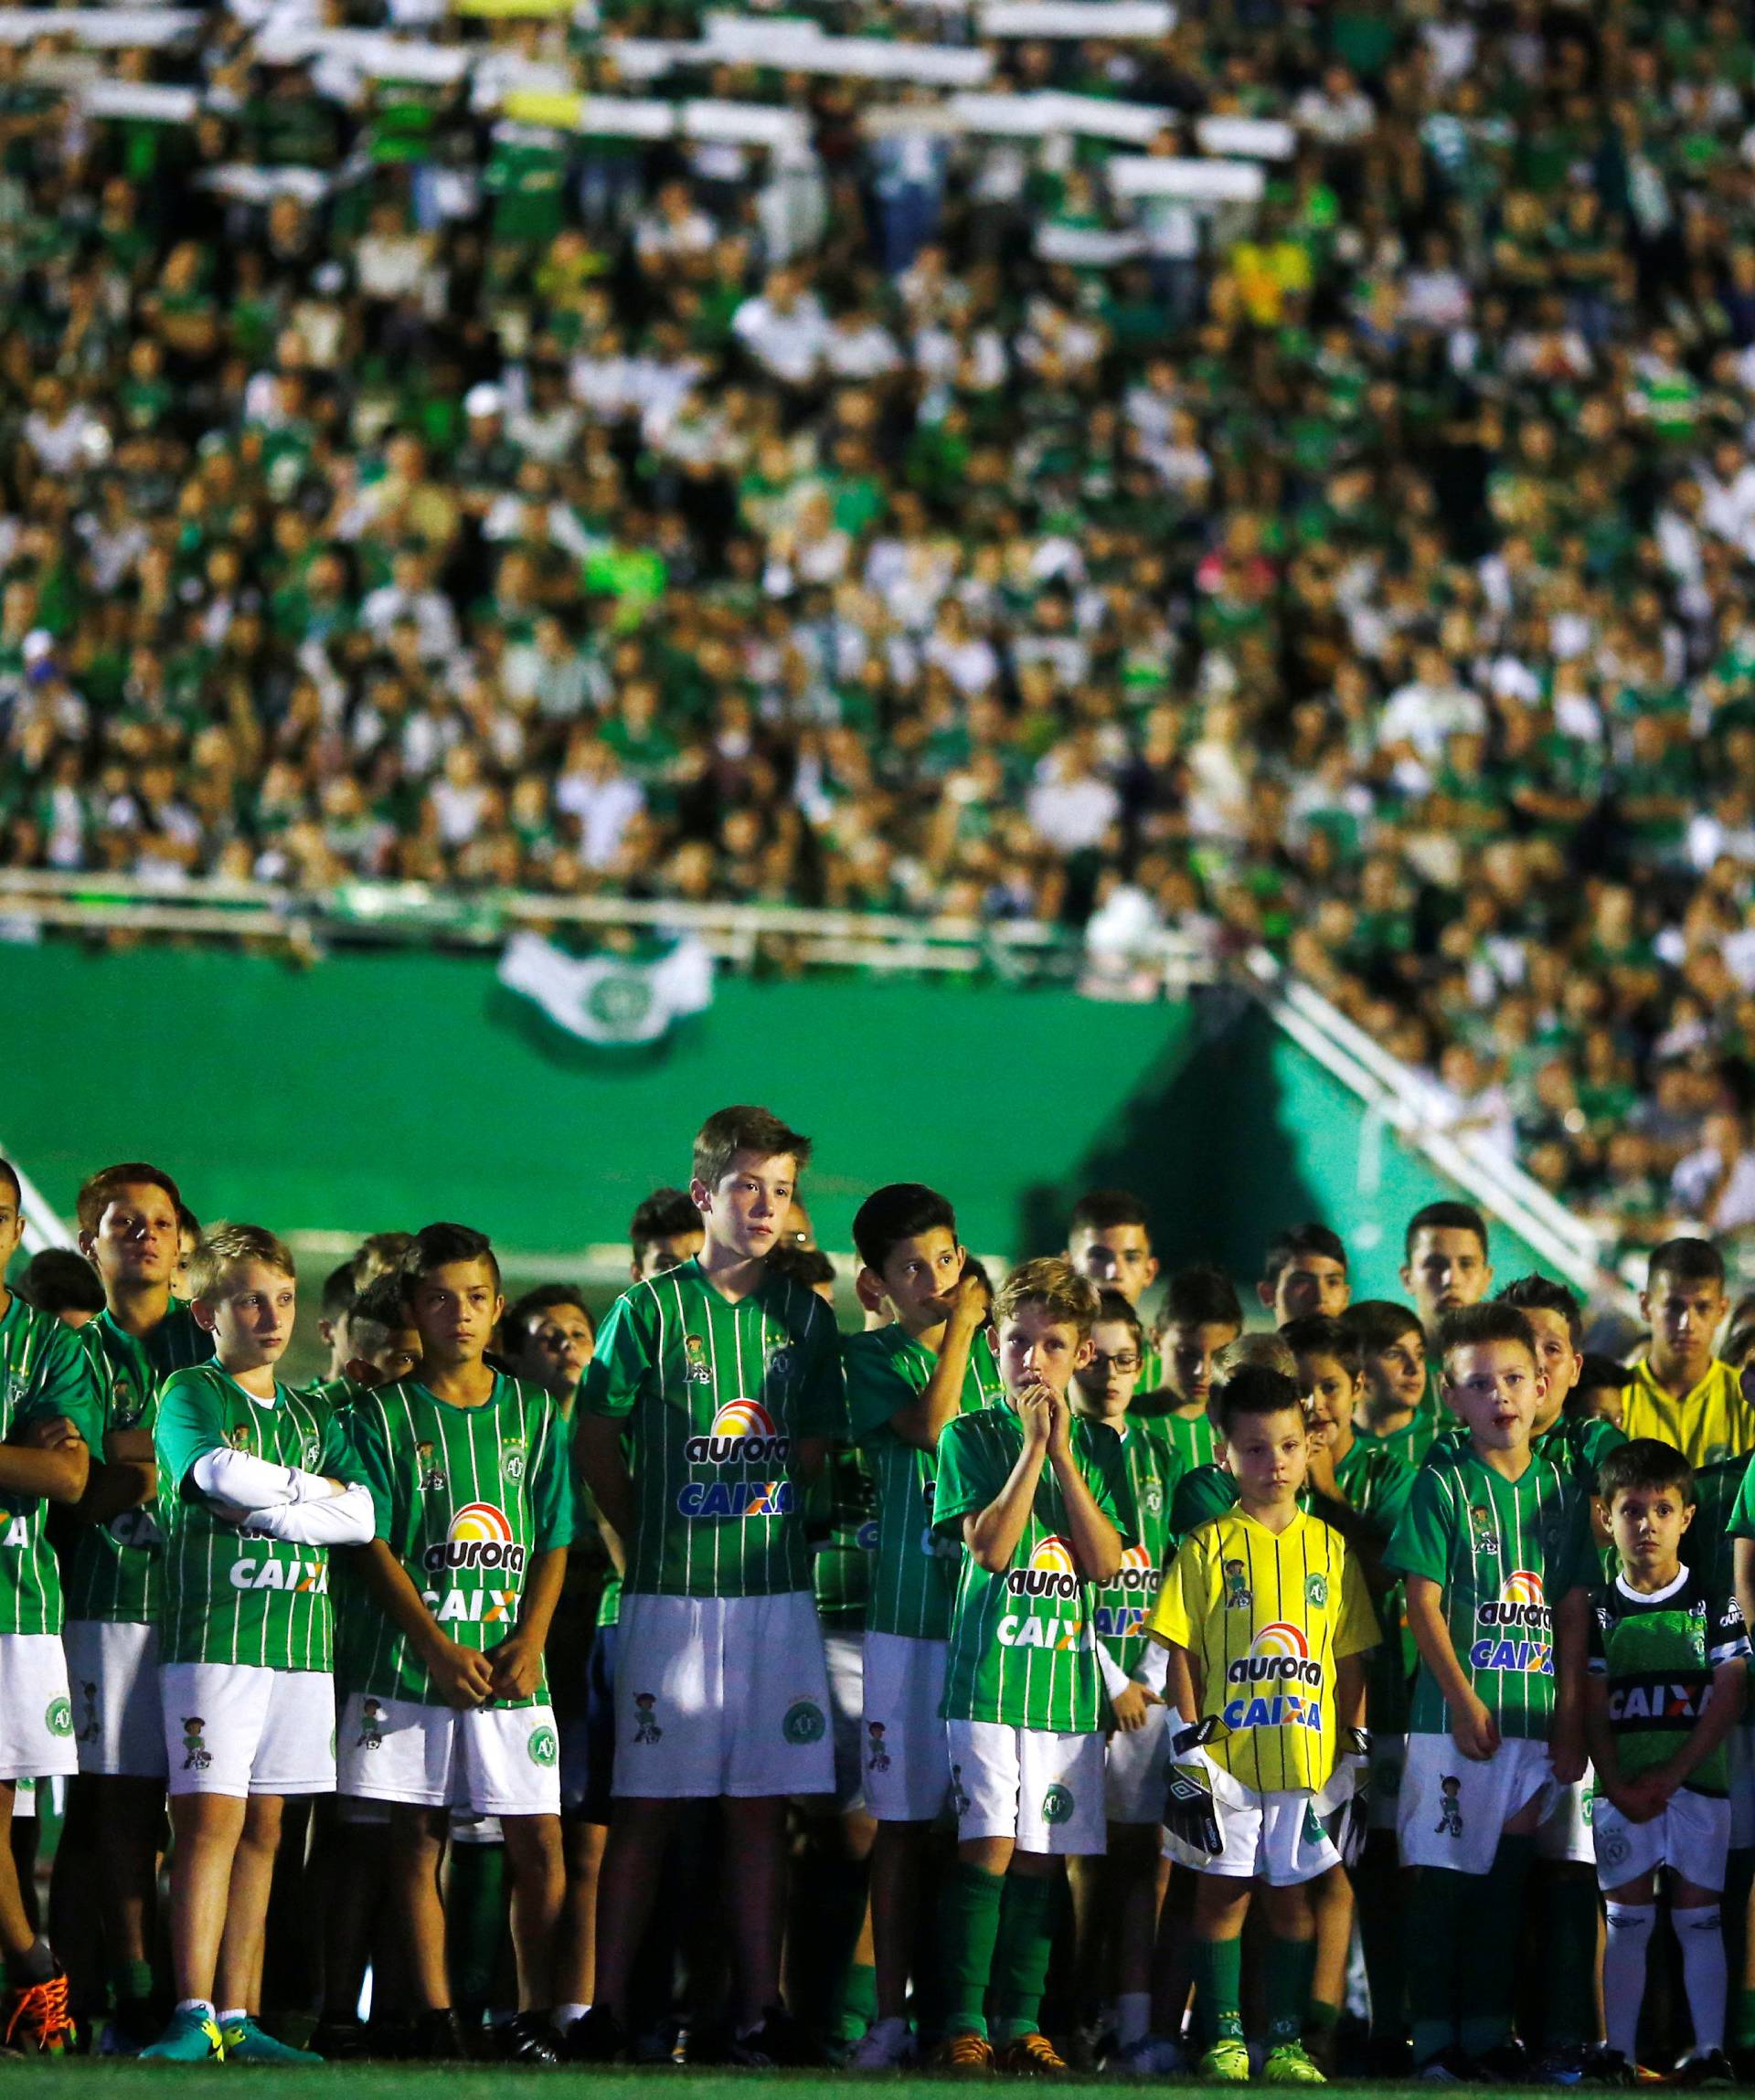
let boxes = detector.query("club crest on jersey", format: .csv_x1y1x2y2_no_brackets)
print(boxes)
765,1342,794,1384
1,1515,27,1550
684,1398,791,1467
1141,1479,1165,1516
1471,1570,1552,1675
1468,1504,1499,1554
1305,1572,1329,1610
1093,1542,1164,1640
1222,1623,1326,1732
504,1441,526,1483
422,1501,526,1575
112,1376,143,1429
303,1437,323,1469
684,1334,712,1384
417,1442,447,1493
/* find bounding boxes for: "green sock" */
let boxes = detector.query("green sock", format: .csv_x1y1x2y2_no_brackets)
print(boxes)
1459,1835,1535,2060
939,1863,1005,2038
830,1961,878,2042
1406,1867,1464,2065
990,1873,1059,2043
444,1842,507,2018
1540,1870,1601,2052
1265,1936,1316,2048
1189,1936,1245,2046
1736,1987,1755,2051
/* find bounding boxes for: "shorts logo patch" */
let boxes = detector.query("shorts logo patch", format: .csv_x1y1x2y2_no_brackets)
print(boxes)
633,1692,663,1744
782,1699,826,1746
951,1761,971,1816
527,1724,558,1767
504,1442,526,1484
866,1722,890,1773
357,1698,387,1751
1305,1572,1328,1610
1598,1824,1630,1872
76,1681,100,1744
1435,1776,1463,1838
1041,1783,1074,1825
1223,1560,1251,1609
182,1717,212,1773
44,1697,71,1739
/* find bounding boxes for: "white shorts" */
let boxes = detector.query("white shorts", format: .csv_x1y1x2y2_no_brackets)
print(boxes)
1536,1775,1596,1865
862,1631,951,1823
63,1619,165,1778
1166,1771,1339,1887
336,1693,560,1818
946,1718,1106,1856
1368,1733,1406,1832
161,1664,335,1798
614,1591,835,1801
0,1634,77,1783
1594,1790,1732,1894
1398,1732,1554,1874
823,1628,866,1813
1728,1723,1755,1850
1105,1702,1171,1826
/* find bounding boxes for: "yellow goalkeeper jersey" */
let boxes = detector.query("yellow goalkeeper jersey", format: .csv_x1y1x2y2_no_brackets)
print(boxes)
1148,1505,1377,1795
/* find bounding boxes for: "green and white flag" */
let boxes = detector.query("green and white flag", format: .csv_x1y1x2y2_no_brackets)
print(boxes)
498,930,712,1046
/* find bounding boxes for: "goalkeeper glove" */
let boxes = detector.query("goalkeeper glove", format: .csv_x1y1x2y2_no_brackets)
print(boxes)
1163,1718,1224,1862
1322,1725,1372,1866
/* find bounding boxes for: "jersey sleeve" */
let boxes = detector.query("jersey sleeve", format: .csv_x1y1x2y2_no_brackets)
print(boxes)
1169,1466,1236,1546
16,1319,103,1448
528,1392,579,1552
792,1296,847,1441
339,1397,399,1543
844,1335,924,1444
931,1416,994,1534
154,1369,226,1498
1711,1586,1751,1669
1334,1549,1380,1658
1727,1453,1755,1542
578,1289,652,1422
1145,1531,1204,1649
1384,1464,1453,1586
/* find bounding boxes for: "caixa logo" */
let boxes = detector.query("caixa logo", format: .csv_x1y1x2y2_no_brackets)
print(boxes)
676,1480,796,1519
684,1400,792,1467
422,1502,528,1575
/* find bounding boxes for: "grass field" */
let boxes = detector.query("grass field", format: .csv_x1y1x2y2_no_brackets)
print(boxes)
0,2074,1551,2097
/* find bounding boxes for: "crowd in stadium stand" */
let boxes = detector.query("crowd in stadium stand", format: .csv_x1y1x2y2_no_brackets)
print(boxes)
5,0,1755,1251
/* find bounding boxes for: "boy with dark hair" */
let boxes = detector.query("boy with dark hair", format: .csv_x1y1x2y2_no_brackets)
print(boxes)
1400,1203,1494,1329
350,1234,414,1291
171,1207,201,1304
1145,1266,1243,1468
843,1182,999,2068
316,1264,358,1384
18,1248,104,1327
1386,1302,1592,2079
931,1257,1129,2075
576,1108,843,2067
1590,1440,1747,2084
503,1287,595,1399
1149,1365,1377,2087
1167,1335,1301,1547
336,1222,575,2065
143,1224,373,2065
628,1189,704,1281
0,1160,100,2054
1343,1300,1439,1467
1624,1240,1752,1466
1574,1355,1632,1432
65,1160,213,2051
1067,1191,1164,1392
1259,1227,1351,1328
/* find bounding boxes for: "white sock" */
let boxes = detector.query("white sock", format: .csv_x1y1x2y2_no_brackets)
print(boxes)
1116,1993,1152,2048
176,1999,217,2020
218,2010,247,2028
555,2004,590,2030
1676,1904,1727,2056
1602,1904,1655,2060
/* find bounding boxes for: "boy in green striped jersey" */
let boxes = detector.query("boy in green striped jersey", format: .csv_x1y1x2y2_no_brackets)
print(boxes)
142,1225,373,2067
1067,1191,1162,1388
1387,1303,1592,2079
1401,1202,1494,1424
1258,1225,1352,1329
62,1161,212,2050
1068,1289,1181,2071
337,1223,575,2066
1344,1300,1441,1468
1144,1267,1242,1472
931,1258,1132,2075
575,1108,844,2068
0,1159,100,2056
842,1183,1000,2068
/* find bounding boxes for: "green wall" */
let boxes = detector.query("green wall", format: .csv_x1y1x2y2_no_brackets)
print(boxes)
6,944,1555,1295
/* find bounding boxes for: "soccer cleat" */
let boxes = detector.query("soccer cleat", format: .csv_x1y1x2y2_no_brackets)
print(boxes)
219,2016,322,2064
1263,2042,1328,2084
2,1967,77,2057
1417,2045,1474,2083
933,2031,997,2074
497,2010,560,2065
139,2007,225,2063
851,2016,919,2068
995,2031,1069,2074
1105,2032,1185,2075
307,2016,370,2060
1675,2049,1736,2088
1576,2046,1633,2086
562,2005,631,2064
1198,2037,1252,2084
726,2004,823,2068
1536,2043,1591,2085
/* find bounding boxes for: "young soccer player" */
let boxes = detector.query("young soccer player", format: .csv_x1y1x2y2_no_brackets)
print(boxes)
1145,1266,1244,1467
315,1263,359,1384
1344,1299,1441,1467
1387,1302,1593,2078
1259,1226,1351,1328
1066,1192,1161,1310
1623,1241,1753,1467
1401,1203,1493,1423
1166,1334,1300,1546
1148,1364,1377,2086
18,1248,105,1328
628,1187,705,1280
1069,1289,1182,2072
575,1108,844,2067
171,1208,200,1303
0,1159,100,2054
931,1257,1129,2074
142,1225,373,2064
842,1183,1000,2068
502,1287,596,1398
337,1223,576,2065
1589,1439,1747,2084
63,1161,214,2050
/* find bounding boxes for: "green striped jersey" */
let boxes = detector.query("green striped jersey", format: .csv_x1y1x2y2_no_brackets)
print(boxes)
1152,1405,1218,1475
343,1375,576,1706
934,1404,1135,1733
67,1302,212,1625
1353,1412,1442,1469
1332,1437,1417,1736
154,1364,355,1670
0,1296,103,1635
1690,1453,1747,1603
1089,1417,1180,1679
1427,1413,1626,1499
1387,1446,1591,1740
580,1259,846,1599
1587,1566,1749,1795
811,1444,875,1631
845,1323,1003,1640
303,1375,373,1696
